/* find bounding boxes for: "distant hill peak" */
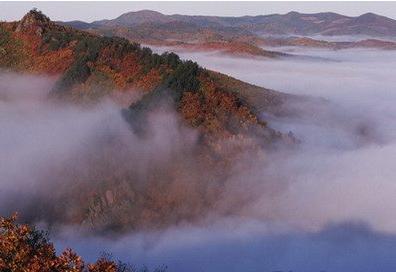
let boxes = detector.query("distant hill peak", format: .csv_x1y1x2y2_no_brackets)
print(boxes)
110,9,172,26
123,9,165,16
285,11,303,17
356,12,387,21
359,12,378,18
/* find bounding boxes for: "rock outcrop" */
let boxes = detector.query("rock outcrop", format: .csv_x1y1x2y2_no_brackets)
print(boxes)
16,9,52,36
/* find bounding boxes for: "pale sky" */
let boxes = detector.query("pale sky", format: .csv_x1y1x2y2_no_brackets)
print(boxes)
1,1,396,22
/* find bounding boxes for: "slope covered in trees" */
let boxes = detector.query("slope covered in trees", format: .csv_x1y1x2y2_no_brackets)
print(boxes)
0,9,291,142
0,10,295,232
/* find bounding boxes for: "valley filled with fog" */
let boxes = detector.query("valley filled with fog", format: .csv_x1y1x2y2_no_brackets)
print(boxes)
2,47,396,271
172,47,396,232
58,47,396,271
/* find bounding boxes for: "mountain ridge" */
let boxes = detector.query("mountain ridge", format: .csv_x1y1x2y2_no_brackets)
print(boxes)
78,10,396,37
57,9,396,56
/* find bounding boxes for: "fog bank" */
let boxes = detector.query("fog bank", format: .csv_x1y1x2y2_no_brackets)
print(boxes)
56,219,396,272
170,48,396,233
2,47,396,270
55,47,396,271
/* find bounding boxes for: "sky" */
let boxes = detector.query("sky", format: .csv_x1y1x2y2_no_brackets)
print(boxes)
0,1,396,22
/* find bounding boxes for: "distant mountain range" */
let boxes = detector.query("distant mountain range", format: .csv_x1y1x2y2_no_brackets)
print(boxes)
63,10,396,38
58,10,396,58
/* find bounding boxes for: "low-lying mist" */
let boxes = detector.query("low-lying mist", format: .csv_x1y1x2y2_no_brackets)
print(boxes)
0,72,250,230
0,70,284,231
172,47,396,232
2,46,396,271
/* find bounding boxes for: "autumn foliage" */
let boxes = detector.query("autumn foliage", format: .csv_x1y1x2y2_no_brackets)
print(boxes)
0,214,131,272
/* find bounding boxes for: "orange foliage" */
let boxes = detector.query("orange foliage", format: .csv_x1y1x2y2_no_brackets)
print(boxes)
118,54,143,79
14,32,42,54
179,91,203,127
0,214,123,272
96,48,144,90
180,74,259,137
6,31,74,74
136,68,162,92
33,47,75,74
94,64,127,89
87,257,117,272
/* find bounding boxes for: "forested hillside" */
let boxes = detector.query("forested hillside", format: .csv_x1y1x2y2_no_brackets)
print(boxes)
0,10,295,232
0,9,291,141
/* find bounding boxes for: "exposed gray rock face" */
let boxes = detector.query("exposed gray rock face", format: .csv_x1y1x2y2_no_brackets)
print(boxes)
16,9,51,36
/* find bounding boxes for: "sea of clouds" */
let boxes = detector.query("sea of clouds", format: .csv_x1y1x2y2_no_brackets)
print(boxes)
2,46,396,271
